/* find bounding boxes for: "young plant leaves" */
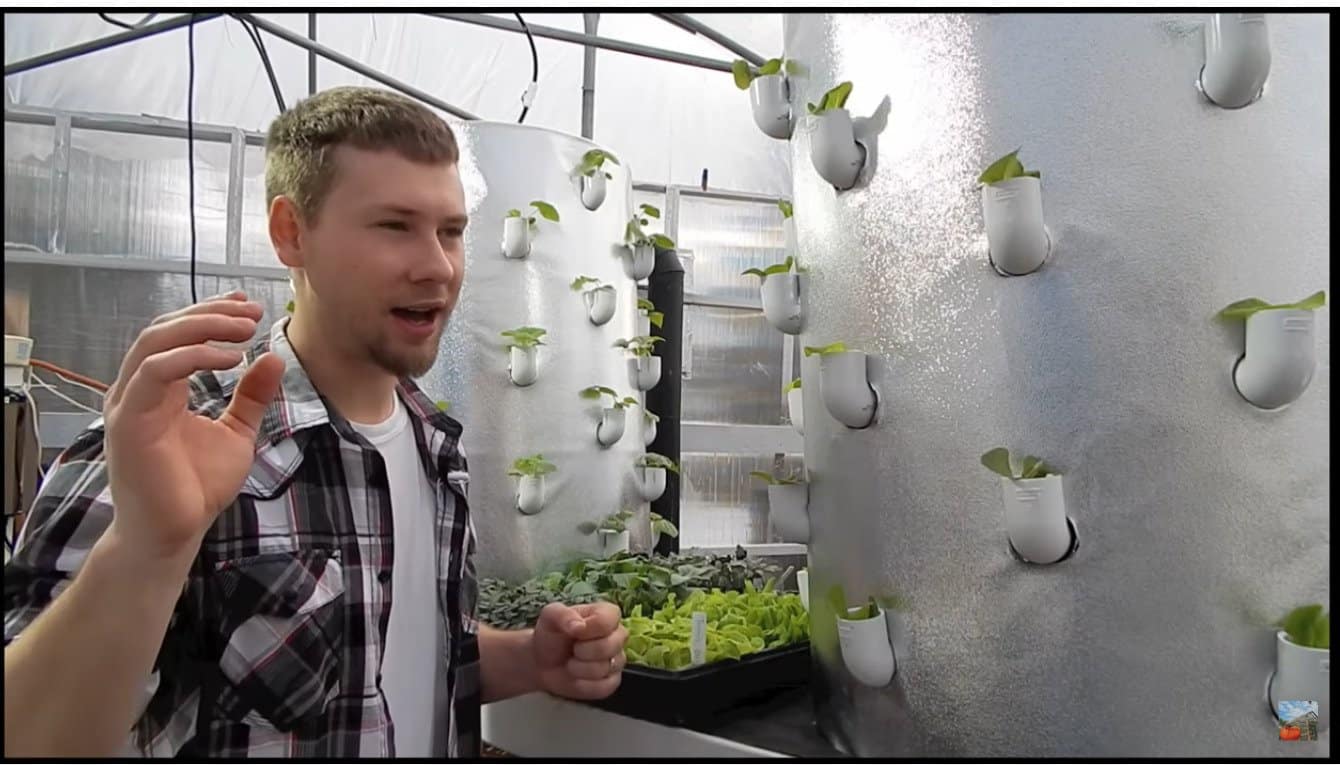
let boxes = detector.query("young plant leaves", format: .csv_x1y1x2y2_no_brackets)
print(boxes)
530,200,560,222
758,57,784,76
732,59,754,90
784,377,802,394
777,199,794,219
803,342,848,357
980,447,1014,479
571,275,602,291
1217,290,1327,321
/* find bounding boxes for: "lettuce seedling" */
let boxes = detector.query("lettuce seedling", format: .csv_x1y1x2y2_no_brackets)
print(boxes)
806,81,853,115
749,469,805,486
778,199,794,219
637,452,681,475
571,275,604,292
577,148,620,180
616,336,665,358
624,203,676,250
1278,604,1330,649
597,509,635,534
827,584,880,621
650,512,679,539
1218,290,1326,321
731,56,795,89
508,454,557,478
784,377,802,394
501,326,547,350
579,385,638,410
743,254,798,279
803,342,849,357
978,148,1041,186
638,298,665,329
505,200,560,229
980,447,1056,480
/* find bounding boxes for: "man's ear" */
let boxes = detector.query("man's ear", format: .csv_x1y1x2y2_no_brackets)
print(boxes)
269,196,306,269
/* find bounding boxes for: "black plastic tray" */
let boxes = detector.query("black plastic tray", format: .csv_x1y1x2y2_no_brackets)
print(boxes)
586,642,811,730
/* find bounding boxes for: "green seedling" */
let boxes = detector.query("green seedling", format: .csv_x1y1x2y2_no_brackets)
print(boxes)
778,199,794,219
1278,604,1330,649
806,81,853,115
435,400,451,412
625,204,676,250
637,298,666,329
784,378,802,394
978,148,1041,186
731,57,799,89
643,409,661,425
616,336,665,358
508,454,557,478
980,447,1057,480
743,255,800,279
571,275,605,292
650,511,679,539
637,452,681,475
803,342,849,357
577,148,620,180
501,326,547,350
596,509,635,534
749,469,805,486
1218,290,1326,321
285,299,295,314
580,386,638,410
827,584,880,621
506,200,560,230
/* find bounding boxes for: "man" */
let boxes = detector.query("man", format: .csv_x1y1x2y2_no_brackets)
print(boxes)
3,86,628,757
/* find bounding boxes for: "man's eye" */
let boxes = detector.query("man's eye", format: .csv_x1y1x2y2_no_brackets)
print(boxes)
439,228,465,239
379,221,409,231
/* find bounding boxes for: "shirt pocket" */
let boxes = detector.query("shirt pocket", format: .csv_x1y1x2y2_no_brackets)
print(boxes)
210,548,345,732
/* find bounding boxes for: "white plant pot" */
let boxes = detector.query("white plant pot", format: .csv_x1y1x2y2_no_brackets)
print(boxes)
501,216,532,260
1233,309,1316,410
819,351,878,429
508,345,539,387
584,286,617,326
598,529,630,558
643,418,658,447
796,569,809,611
981,177,1048,276
884,608,910,668
760,272,806,335
809,109,866,191
625,243,656,281
787,387,805,436
579,170,607,211
516,475,545,515
1201,13,1270,109
837,607,896,688
749,73,793,140
1000,475,1071,565
596,406,627,447
629,356,662,391
767,483,810,543
1269,630,1330,730
651,529,661,550
637,466,667,502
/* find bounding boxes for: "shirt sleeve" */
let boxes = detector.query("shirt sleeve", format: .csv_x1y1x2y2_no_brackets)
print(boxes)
3,424,203,756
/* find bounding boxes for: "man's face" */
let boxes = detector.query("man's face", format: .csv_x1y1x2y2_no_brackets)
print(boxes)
298,146,467,378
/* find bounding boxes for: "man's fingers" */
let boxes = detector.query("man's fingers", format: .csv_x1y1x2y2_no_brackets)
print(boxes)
565,651,625,681
538,602,587,638
571,625,628,662
559,675,622,701
568,601,623,640
112,314,260,405
119,345,246,414
149,292,257,327
217,353,285,440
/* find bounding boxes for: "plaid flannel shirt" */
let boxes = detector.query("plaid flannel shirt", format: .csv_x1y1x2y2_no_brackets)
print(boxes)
3,318,481,758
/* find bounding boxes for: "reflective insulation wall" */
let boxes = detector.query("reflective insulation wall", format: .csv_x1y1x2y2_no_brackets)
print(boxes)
784,12,1329,757
419,122,652,582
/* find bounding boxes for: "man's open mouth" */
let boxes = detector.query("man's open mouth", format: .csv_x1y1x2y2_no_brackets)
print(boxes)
391,306,442,326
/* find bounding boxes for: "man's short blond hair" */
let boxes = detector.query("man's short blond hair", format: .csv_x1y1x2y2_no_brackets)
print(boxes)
265,86,459,221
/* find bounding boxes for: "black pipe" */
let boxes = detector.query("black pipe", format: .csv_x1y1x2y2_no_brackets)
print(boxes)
647,246,684,556
307,13,317,96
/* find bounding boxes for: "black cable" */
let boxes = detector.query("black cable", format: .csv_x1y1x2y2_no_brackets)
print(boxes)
187,14,198,305
233,15,286,113
514,13,538,123
98,13,156,31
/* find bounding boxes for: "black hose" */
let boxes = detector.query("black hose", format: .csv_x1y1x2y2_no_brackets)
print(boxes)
514,13,538,123
234,15,287,112
187,15,198,304
98,13,157,30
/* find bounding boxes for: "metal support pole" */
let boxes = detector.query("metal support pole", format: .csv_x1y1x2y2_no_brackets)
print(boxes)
224,129,246,266
647,247,685,556
4,13,225,77
427,13,735,73
307,13,317,96
238,14,480,121
580,13,598,139
655,13,766,66
47,115,71,254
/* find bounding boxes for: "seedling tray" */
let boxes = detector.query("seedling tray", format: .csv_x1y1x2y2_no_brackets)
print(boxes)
587,641,811,730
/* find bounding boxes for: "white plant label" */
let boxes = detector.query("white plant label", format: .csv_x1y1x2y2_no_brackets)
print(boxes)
690,611,707,667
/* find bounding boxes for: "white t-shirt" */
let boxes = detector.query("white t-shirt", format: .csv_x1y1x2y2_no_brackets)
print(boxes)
349,395,441,757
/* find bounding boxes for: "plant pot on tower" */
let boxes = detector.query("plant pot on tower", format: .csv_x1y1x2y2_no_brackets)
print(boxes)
637,298,665,339
580,386,637,447
649,511,678,550
575,148,619,211
829,586,896,688
641,409,660,447
807,343,878,429
501,201,559,260
1200,12,1271,109
1269,604,1330,731
979,149,1049,276
509,454,556,515
751,469,809,543
635,453,679,502
623,204,674,281
745,255,807,335
617,336,664,391
785,377,804,436
571,276,617,326
733,56,798,140
1219,291,1325,410
981,448,1073,565
501,326,547,387
807,82,866,191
